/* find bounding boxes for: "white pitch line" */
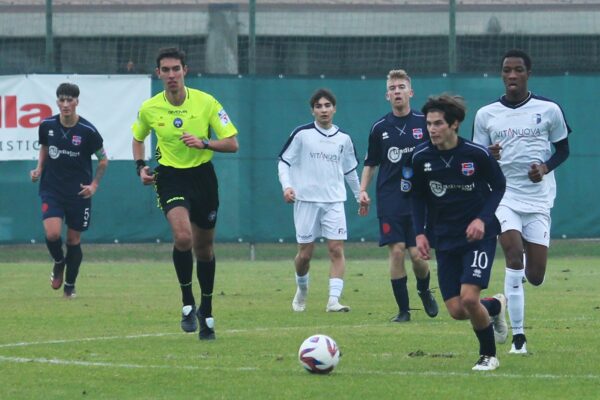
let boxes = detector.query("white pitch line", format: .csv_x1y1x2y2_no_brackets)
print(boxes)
0,324,385,349
1,328,598,381
0,332,180,349
0,355,598,381
0,355,257,372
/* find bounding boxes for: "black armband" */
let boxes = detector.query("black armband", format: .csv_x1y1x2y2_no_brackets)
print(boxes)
135,159,146,176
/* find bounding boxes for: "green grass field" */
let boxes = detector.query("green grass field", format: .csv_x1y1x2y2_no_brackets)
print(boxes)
0,243,599,399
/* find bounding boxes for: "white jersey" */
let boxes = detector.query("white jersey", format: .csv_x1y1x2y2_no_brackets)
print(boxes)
473,92,570,213
278,122,360,203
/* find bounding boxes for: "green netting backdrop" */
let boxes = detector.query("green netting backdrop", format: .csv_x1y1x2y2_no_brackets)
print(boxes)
0,75,595,243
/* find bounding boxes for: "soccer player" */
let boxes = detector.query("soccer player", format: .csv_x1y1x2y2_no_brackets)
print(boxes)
411,94,507,371
132,47,239,340
359,69,439,322
472,49,571,354
30,82,109,299
278,88,361,313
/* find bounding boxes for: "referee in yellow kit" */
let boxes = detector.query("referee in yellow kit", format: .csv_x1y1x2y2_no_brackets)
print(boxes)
132,47,239,341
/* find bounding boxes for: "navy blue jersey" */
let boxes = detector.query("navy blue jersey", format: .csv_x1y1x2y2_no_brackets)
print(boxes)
411,137,506,251
38,115,103,198
364,111,429,217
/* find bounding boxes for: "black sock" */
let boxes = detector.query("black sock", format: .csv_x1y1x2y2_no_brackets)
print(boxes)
480,297,501,317
391,277,409,313
45,237,64,263
172,247,195,306
474,323,496,356
416,271,431,293
65,243,82,286
197,257,216,317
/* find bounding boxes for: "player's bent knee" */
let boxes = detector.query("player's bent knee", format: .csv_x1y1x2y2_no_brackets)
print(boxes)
447,309,468,321
526,274,545,286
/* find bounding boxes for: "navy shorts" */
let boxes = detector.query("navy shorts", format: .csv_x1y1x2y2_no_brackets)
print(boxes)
40,192,92,232
435,236,497,301
154,162,219,229
378,215,416,247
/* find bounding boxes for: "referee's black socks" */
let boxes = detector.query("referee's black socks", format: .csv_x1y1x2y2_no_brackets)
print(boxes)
197,257,216,317
172,247,195,306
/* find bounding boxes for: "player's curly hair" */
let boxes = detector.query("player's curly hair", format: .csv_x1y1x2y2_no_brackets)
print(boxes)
421,94,466,130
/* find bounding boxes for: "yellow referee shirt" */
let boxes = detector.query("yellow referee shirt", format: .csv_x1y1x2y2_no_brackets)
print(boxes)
132,87,238,168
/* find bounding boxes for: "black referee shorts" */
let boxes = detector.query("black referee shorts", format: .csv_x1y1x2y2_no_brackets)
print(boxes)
154,162,219,229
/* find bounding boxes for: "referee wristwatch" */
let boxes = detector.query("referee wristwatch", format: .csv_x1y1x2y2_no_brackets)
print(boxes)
202,139,210,149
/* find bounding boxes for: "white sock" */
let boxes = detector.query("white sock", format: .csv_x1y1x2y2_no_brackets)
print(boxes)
296,272,309,295
328,278,344,304
505,267,525,336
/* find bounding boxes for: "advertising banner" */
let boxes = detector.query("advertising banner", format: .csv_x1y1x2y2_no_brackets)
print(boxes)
0,75,151,160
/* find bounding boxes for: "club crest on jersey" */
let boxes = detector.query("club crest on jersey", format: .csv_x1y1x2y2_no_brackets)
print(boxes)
532,113,542,124
412,128,423,139
173,118,183,128
72,135,82,146
461,162,475,176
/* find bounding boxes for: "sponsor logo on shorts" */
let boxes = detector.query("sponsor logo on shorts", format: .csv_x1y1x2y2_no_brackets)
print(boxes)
382,223,391,235
338,228,347,235
298,234,313,240
208,211,217,222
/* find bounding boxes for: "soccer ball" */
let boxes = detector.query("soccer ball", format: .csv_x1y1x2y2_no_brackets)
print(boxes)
298,334,340,374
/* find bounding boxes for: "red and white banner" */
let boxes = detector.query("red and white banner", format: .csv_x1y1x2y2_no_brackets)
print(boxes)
0,75,151,160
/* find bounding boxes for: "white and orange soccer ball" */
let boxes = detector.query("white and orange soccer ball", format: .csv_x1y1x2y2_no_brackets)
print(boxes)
298,334,340,374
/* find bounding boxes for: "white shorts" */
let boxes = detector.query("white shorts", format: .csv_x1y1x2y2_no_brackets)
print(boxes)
495,204,551,247
293,201,347,243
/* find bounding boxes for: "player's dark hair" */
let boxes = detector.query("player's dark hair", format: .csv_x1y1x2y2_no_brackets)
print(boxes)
310,88,336,108
156,47,186,68
421,94,466,130
56,83,80,98
502,49,532,71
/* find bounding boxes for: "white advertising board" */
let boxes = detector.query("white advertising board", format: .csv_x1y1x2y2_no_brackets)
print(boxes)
0,74,151,160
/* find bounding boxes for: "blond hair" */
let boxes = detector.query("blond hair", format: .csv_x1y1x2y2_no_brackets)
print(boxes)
387,69,411,83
